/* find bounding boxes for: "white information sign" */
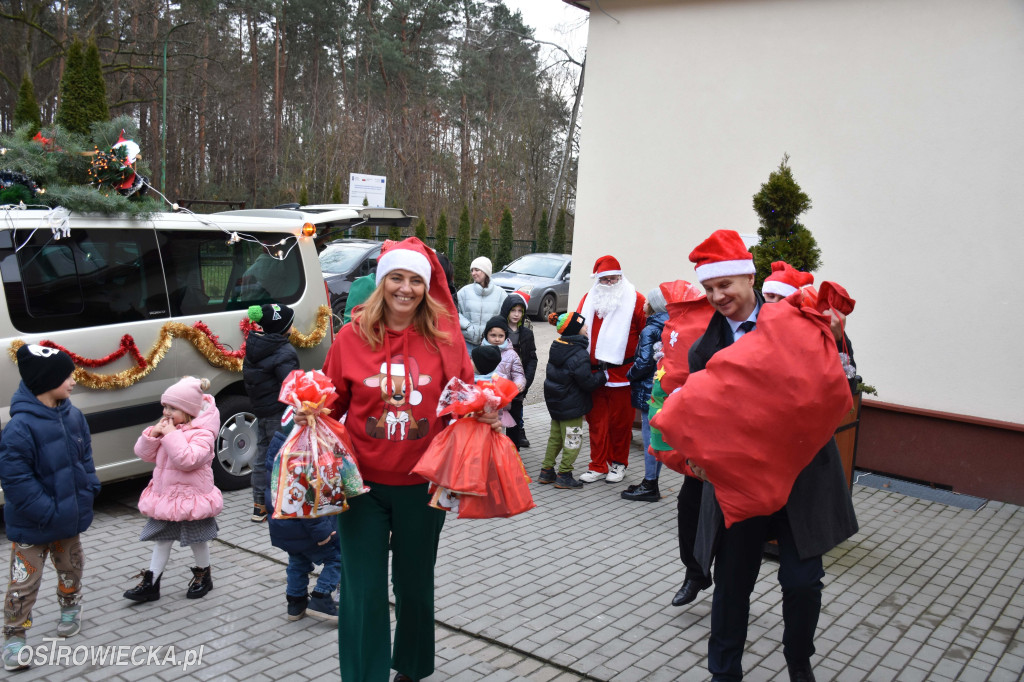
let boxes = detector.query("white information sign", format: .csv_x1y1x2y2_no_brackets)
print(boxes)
348,173,387,208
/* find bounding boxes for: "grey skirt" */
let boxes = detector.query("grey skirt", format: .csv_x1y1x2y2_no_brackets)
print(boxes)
139,517,219,546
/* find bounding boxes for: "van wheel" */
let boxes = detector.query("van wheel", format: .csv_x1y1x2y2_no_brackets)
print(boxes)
214,394,258,491
331,296,348,332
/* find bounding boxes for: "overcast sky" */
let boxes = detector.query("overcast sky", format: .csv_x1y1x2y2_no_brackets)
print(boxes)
502,0,589,62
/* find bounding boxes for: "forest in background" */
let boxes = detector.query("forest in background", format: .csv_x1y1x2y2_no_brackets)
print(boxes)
0,0,583,243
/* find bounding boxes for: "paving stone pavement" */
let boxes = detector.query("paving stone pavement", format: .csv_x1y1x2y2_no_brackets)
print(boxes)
2,401,1023,681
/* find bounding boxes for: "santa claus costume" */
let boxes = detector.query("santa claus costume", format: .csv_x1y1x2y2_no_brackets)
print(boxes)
576,255,647,483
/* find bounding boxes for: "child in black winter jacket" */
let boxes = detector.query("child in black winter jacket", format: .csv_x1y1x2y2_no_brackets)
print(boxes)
501,293,538,449
243,303,300,522
540,312,606,489
264,429,341,623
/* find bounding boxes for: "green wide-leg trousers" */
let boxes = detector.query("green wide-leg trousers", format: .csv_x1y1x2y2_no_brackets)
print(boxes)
337,482,445,682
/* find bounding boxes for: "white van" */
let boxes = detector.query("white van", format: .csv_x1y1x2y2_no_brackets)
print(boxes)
0,206,380,501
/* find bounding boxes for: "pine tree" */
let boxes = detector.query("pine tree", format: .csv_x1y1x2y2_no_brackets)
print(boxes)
414,216,428,242
476,220,493,263
330,180,343,203
434,211,449,255
356,195,372,239
454,204,472,287
388,223,402,241
535,208,549,253
299,184,309,205
82,41,110,125
56,40,109,136
496,206,513,270
550,208,566,254
749,154,821,286
13,76,42,136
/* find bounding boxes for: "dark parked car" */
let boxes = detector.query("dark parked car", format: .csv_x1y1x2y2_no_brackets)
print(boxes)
490,253,572,320
319,239,382,326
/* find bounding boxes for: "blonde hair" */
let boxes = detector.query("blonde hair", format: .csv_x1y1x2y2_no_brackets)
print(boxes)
354,285,452,351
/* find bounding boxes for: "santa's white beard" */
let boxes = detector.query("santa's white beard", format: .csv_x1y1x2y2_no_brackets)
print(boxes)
591,280,627,319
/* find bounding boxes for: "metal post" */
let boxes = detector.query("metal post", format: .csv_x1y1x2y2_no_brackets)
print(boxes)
162,22,192,194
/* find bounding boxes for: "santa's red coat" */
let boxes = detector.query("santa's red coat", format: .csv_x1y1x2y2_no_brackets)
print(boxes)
576,290,647,385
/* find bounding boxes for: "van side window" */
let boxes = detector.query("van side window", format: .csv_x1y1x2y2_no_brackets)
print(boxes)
160,230,305,316
0,227,166,333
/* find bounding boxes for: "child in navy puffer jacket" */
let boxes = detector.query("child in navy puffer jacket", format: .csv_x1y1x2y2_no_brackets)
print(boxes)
0,345,100,670
244,302,300,523
264,428,341,622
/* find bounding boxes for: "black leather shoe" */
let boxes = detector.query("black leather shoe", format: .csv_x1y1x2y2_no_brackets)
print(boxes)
787,660,816,682
393,674,418,682
520,437,530,448
671,576,712,606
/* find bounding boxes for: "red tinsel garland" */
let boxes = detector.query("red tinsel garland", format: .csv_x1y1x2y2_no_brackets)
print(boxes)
41,319,256,369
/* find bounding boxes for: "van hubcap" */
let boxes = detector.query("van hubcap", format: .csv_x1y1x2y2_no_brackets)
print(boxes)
217,412,258,476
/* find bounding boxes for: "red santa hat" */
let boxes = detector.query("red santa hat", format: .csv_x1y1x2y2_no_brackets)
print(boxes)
376,239,433,290
591,255,622,278
688,230,756,282
508,290,531,309
762,261,814,298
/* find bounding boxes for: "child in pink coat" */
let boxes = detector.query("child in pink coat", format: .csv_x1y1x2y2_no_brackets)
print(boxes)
123,377,222,603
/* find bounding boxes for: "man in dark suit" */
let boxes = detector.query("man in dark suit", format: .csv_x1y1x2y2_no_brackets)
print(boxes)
684,230,859,682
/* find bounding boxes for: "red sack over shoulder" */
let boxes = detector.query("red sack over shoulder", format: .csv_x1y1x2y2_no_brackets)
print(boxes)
651,292,853,528
658,280,715,394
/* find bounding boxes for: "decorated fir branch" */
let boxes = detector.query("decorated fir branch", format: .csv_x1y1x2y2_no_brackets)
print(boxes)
0,115,165,217
6,306,331,391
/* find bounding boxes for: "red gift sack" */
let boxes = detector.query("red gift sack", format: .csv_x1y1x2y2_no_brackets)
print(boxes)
457,434,536,519
412,418,491,495
658,280,715,394
651,287,854,528
412,376,531,508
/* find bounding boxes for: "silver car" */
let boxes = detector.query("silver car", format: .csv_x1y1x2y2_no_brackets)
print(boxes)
490,253,572,320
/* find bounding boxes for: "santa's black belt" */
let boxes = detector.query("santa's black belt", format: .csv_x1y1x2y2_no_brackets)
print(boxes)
592,356,635,370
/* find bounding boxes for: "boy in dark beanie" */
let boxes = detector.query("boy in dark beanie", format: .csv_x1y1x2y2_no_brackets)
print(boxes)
0,345,101,671
540,313,606,489
244,303,300,522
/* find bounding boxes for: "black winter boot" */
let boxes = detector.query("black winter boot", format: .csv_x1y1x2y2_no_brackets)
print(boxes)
186,566,213,599
621,478,660,502
124,570,161,602
538,467,556,484
286,594,308,621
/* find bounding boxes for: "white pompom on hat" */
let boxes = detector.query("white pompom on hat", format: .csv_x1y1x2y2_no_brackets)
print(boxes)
376,240,432,290
762,261,814,298
591,255,622,278
688,230,756,282
470,256,493,278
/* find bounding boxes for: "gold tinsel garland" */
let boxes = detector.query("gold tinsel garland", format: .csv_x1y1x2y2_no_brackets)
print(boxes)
7,306,332,391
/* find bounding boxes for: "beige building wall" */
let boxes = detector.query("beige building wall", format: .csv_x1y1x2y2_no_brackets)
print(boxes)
569,0,1024,424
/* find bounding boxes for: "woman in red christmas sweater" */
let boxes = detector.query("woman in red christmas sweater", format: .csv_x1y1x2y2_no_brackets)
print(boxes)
297,237,475,682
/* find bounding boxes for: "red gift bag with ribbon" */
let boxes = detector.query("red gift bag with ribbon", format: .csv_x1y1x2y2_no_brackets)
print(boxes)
271,370,368,519
651,283,854,527
413,377,534,517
